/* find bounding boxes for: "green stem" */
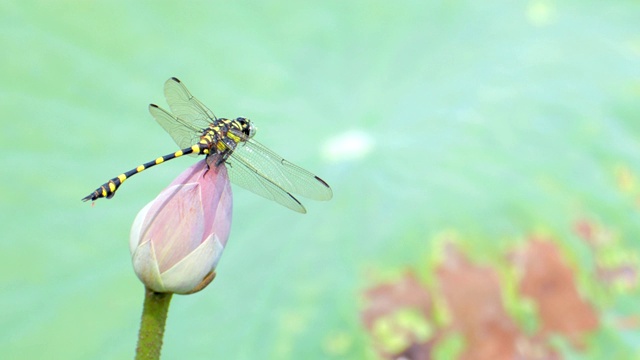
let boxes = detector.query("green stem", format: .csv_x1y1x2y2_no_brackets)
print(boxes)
135,287,173,360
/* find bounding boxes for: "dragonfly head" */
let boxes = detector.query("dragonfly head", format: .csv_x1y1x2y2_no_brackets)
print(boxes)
234,117,256,140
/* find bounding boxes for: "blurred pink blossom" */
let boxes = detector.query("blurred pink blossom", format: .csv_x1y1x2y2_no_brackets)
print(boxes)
130,159,232,294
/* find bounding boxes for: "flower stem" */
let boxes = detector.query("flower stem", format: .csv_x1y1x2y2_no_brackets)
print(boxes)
135,287,173,360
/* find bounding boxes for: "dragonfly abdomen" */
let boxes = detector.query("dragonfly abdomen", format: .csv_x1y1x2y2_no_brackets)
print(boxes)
82,143,209,202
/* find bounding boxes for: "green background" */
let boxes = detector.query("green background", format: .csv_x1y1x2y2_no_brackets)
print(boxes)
2,1,639,358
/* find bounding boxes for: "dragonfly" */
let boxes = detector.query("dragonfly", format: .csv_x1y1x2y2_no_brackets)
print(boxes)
82,77,332,213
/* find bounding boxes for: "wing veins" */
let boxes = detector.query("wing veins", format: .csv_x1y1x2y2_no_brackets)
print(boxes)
227,152,306,213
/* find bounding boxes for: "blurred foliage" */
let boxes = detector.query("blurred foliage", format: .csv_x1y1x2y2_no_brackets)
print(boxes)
1,0,639,359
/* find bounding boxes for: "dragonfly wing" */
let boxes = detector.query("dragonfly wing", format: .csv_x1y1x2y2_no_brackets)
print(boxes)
226,154,307,213
148,104,200,155
164,77,216,131
230,140,333,201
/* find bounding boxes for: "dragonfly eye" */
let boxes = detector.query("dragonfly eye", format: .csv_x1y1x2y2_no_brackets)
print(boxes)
236,117,256,139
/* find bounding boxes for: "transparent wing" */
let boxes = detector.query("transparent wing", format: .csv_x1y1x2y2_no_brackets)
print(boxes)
148,104,200,154
164,77,217,131
229,139,333,201
226,155,307,213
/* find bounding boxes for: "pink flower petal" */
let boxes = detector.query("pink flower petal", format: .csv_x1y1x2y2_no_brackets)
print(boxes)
130,159,232,294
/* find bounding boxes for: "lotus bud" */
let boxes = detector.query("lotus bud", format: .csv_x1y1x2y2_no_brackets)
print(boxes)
129,159,232,294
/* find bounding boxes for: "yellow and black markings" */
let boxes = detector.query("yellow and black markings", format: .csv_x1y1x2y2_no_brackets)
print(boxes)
81,143,211,201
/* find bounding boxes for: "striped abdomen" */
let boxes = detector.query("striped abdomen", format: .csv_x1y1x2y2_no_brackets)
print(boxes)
82,143,210,202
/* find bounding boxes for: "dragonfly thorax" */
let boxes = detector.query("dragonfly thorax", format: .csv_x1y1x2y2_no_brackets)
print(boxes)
203,117,255,155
